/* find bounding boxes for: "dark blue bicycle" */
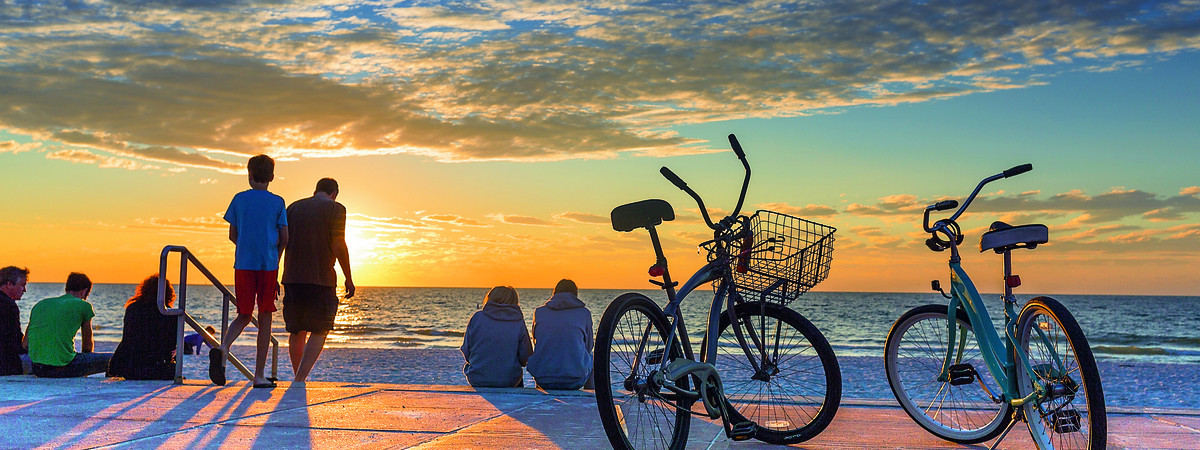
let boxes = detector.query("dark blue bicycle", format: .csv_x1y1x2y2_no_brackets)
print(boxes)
594,134,841,449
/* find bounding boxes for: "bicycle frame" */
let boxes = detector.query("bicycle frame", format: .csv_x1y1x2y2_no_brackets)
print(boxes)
928,163,1061,410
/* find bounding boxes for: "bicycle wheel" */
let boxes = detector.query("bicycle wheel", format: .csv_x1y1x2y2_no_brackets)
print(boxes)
708,301,841,444
1016,296,1106,450
884,304,1012,443
594,293,691,450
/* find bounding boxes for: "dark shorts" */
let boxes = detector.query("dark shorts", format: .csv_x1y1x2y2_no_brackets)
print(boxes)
282,283,339,334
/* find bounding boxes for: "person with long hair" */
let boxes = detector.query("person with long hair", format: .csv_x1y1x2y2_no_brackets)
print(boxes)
107,275,178,380
460,286,533,387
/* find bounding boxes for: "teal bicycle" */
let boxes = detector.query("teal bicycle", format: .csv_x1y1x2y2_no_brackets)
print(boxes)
595,134,841,449
883,164,1106,449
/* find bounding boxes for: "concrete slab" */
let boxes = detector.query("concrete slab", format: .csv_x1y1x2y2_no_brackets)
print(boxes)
0,377,1195,449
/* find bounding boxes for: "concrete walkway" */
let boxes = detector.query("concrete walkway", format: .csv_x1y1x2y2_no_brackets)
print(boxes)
0,377,1196,449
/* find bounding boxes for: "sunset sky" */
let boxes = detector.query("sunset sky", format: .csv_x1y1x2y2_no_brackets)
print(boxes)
2,1,1198,295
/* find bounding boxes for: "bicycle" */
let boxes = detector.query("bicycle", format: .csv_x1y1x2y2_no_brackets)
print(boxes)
594,134,841,449
883,164,1106,449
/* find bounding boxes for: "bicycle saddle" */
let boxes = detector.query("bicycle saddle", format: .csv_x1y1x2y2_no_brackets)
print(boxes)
611,199,674,232
980,221,1048,253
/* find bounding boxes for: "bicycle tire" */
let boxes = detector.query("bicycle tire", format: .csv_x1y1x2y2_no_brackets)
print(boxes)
707,301,841,444
1016,296,1106,450
884,304,1012,443
594,293,691,450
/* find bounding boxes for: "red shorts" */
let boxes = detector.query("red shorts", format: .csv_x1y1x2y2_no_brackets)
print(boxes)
234,269,278,315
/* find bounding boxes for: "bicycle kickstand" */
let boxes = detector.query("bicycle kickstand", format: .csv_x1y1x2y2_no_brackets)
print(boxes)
988,409,1024,450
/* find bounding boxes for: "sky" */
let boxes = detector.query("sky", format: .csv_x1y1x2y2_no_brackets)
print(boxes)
1,0,1198,295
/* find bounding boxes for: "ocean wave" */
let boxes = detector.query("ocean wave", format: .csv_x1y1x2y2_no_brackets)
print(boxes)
1091,345,1200,357
411,329,466,338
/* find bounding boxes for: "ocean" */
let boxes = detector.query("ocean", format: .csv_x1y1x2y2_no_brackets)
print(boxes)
16,283,1200,408
22,284,1197,364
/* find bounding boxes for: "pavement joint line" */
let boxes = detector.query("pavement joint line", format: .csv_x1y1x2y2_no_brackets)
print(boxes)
1153,415,1200,433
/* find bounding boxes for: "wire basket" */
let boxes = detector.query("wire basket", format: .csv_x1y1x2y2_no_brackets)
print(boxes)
719,210,836,306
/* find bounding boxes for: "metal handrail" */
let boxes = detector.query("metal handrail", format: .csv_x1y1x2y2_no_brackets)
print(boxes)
157,245,279,385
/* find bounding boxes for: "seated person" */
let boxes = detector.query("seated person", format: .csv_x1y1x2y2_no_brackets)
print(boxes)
183,326,218,355
107,275,178,380
1,266,31,376
25,272,111,378
460,286,532,387
526,279,594,390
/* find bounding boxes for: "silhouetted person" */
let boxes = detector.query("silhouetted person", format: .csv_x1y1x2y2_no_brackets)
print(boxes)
461,286,532,387
0,266,30,376
26,272,111,378
527,279,594,390
282,178,355,383
218,154,288,388
107,275,178,380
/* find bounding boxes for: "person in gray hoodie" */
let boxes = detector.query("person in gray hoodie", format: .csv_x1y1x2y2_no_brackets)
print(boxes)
460,286,532,387
526,279,594,390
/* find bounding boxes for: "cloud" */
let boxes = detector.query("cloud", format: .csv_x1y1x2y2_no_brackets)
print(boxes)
45,148,161,170
489,214,560,227
555,211,608,224
2,0,1197,167
0,140,40,154
846,186,1200,223
423,213,489,227
131,216,226,232
754,202,838,217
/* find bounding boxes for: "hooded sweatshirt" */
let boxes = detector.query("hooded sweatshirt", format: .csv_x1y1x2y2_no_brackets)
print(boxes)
526,292,593,389
460,301,532,387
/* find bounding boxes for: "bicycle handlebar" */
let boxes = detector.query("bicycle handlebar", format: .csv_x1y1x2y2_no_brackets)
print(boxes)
923,163,1033,235
660,134,753,232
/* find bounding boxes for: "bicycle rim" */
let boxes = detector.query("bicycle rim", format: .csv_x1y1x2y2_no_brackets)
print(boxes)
884,305,1011,444
1017,297,1106,450
710,301,841,444
594,293,690,450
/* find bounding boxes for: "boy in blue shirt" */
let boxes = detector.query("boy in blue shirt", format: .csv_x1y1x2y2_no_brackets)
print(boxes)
216,154,288,388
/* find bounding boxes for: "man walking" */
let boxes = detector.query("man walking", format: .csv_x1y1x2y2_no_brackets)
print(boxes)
282,178,354,382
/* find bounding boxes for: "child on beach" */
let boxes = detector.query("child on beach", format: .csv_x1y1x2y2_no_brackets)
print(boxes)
526,279,594,390
460,286,532,388
217,154,288,388
183,326,217,355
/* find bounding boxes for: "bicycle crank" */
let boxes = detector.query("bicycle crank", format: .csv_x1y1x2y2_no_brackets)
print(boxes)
657,359,725,419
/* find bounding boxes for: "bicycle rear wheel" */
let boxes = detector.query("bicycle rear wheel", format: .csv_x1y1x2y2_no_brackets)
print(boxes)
1017,296,1106,450
708,301,841,444
884,304,1012,444
594,293,691,450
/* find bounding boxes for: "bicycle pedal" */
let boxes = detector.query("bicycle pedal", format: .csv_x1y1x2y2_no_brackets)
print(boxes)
729,422,756,441
948,363,978,386
1051,409,1082,433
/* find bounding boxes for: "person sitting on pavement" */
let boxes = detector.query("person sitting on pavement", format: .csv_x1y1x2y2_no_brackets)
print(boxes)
107,275,178,380
526,279,594,390
460,286,533,388
25,272,112,378
0,266,31,376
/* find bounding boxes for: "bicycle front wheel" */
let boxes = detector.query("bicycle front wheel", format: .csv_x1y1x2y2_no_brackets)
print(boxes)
884,304,1012,444
594,293,690,450
1017,296,1106,450
708,301,841,444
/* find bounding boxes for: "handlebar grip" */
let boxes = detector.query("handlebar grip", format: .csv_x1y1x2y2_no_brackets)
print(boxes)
933,200,959,211
728,134,746,159
660,167,688,189
1003,163,1033,178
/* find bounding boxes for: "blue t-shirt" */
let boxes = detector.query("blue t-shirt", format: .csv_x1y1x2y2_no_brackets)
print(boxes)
224,189,288,271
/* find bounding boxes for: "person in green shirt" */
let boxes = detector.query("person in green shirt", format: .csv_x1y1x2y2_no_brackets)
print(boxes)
25,272,111,378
